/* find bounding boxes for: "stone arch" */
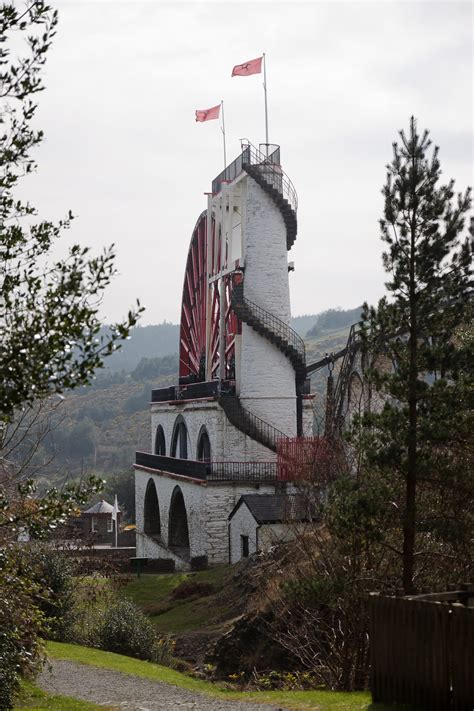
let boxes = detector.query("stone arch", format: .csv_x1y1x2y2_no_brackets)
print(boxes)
170,415,188,459
154,425,166,455
196,425,211,462
168,486,190,556
144,478,161,537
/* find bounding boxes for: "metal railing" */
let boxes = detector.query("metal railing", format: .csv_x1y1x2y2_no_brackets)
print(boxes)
242,142,298,213
211,142,297,214
135,451,208,479
212,146,252,193
232,283,305,365
135,451,279,482
208,460,278,482
151,380,236,403
219,392,288,453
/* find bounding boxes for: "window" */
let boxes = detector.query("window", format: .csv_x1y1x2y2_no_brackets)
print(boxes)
197,426,211,462
154,425,166,455
171,415,188,459
107,516,113,533
241,534,249,558
91,517,98,533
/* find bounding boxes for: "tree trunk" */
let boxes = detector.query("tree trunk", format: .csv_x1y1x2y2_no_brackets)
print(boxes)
403,196,418,594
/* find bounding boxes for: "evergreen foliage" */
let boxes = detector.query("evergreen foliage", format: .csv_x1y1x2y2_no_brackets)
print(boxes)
0,4,143,423
0,4,141,706
357,117,473,592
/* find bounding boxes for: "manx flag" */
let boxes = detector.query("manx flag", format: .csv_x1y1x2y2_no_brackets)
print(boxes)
195,104,220,122
231,56,262,77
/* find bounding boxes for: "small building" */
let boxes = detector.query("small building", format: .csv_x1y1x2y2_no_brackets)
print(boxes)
80,500,121,545
228,493,316,564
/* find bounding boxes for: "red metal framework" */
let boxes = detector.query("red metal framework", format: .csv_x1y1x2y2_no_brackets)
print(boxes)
179,212,240,381
277,436,332,481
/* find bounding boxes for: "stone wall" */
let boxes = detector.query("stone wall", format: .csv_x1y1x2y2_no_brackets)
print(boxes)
239,176,297,437
135,467,277,567
149,399,276,464
205,481,275,565
229,502,258,564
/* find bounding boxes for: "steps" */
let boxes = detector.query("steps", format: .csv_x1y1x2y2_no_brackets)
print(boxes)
219,391,287,453
230,281,307,438
243,163,297,250
231,283,306,388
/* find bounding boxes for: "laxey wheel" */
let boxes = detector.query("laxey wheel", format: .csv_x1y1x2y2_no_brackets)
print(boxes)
179,212,240,383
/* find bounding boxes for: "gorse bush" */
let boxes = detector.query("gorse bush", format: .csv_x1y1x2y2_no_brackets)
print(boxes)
94,597,175,664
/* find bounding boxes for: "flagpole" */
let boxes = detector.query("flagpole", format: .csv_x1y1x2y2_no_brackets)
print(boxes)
221,100,227,169
263,53,269,154
113,494,118,549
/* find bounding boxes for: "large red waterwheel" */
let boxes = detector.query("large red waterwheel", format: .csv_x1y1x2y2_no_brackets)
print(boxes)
179,212,240,382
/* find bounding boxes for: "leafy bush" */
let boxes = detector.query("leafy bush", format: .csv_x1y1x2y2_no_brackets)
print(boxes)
0,550,45,710
95,597,174,664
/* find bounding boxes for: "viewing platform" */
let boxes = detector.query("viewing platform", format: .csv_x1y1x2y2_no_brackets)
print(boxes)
135,451,278,483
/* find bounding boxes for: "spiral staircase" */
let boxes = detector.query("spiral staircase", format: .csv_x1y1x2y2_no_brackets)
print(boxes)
241,143,298,250
217,146,306,449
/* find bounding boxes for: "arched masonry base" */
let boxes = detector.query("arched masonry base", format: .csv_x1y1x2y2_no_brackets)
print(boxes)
135,467,299,568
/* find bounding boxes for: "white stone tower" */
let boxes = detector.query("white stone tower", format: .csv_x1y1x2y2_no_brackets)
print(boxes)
134,143,312,569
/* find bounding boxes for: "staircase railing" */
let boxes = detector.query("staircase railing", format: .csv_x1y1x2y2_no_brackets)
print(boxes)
219,392,287,453
212,142,297,214
232,283,305,367
242,142,298,213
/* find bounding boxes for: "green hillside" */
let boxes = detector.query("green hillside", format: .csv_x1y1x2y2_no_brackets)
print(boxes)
21,307,358,515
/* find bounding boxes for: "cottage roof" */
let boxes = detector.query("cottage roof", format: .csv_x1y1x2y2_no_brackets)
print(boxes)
83,500,117,515
229,494,316,525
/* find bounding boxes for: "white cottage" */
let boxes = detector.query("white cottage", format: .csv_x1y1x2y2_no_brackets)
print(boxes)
228,493,316,564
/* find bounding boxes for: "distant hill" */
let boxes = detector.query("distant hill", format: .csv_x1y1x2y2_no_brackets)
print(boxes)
306,306,363,338
100,307,361,374
101,322,179,372
291,314,320,336
24,310,362,516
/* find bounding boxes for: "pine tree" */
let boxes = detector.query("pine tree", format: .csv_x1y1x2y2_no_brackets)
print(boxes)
360,117,472,593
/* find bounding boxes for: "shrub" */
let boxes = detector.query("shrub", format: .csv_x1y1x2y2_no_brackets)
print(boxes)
0,550,45,711
12,545,78,642
95,597,174,664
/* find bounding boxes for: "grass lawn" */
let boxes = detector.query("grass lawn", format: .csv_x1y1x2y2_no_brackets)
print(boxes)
121,565,234,632
14,679,117,710
46,641,412,711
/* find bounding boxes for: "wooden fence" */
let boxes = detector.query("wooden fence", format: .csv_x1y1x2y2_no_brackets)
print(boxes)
369,589,474,710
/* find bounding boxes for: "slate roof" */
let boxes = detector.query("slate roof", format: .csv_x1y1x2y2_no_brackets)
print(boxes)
229,494,316,524
83,500,116,515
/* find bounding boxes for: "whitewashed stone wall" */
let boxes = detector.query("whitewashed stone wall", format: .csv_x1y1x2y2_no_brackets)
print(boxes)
205,481,275,565
135,466,277,567
229,502,258,564
239,176,297,437
150,400,275,464
135,468,207,561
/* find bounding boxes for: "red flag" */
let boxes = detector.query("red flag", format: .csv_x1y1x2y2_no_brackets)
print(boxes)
195,104,220,122
231,56,263,77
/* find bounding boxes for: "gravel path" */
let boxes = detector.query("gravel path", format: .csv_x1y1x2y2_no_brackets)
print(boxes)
38,659,285,710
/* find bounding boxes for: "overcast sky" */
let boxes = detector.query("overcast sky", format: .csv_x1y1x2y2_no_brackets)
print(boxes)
21,0,473,326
